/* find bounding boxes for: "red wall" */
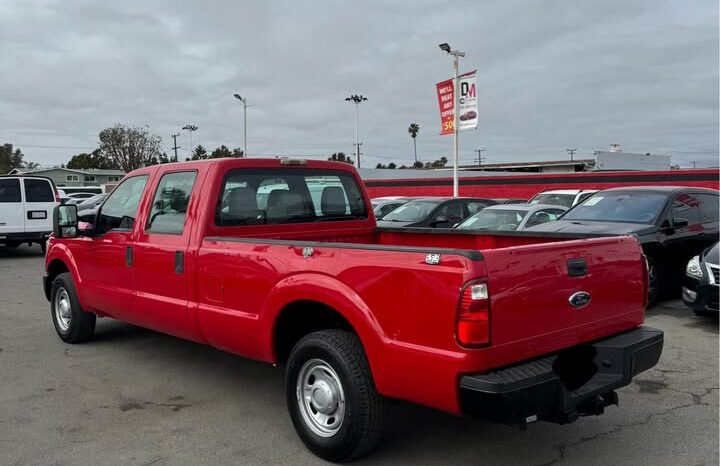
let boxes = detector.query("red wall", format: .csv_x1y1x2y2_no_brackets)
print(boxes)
364,169,719,199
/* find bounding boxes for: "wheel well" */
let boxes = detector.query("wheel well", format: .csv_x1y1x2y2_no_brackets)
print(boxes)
273,301,356,364
45,259,69,300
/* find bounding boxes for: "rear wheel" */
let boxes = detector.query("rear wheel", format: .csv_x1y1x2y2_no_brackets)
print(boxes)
51,272,96,343
286,330,383,462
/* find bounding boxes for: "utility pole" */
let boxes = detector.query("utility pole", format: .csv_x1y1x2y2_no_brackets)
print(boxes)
182,125,198,154
345,94,368,169
439,43,465,197
566,148,577,161
171,133,180,161
474,148,486,169
233,94,248,156
691,161,698,169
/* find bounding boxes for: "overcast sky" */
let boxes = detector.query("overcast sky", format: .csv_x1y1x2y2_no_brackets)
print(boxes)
1,0,718,169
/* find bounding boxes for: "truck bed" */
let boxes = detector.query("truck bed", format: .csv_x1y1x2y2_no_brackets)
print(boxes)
198,226,646,413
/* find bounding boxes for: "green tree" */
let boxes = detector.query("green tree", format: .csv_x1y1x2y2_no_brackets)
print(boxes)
210,145,231,159
98,124,163,172
67,149,118,170
191,145,208,160
0,143,34,173
328,152,353,164
408,123,420,164
412,161,424,169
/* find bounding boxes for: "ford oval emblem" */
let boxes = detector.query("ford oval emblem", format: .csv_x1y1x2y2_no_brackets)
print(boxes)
569,291,592,308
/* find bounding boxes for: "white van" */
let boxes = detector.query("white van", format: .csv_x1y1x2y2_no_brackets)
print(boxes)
0,176,59,252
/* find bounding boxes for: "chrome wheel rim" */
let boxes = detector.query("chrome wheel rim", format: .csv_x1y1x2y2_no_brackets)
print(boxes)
296,358,345,437
54,288,72,332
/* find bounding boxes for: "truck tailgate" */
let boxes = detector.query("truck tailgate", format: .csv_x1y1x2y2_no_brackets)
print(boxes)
482,235,646,354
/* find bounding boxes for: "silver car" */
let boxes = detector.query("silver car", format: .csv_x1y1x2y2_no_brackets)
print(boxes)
454,203,567,231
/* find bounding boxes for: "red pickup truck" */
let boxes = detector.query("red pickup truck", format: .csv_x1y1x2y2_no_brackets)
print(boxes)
44,158,663,461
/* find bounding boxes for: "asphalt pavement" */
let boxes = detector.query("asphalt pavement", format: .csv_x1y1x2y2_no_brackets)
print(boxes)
0,245,717,466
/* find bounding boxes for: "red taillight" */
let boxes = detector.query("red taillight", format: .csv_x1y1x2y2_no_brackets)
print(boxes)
53,187,60,203
456,281,490,347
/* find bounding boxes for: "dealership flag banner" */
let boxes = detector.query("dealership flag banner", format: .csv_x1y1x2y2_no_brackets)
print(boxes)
436,70,478,135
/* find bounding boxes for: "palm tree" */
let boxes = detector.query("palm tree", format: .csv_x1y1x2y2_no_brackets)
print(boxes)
408,123,420,164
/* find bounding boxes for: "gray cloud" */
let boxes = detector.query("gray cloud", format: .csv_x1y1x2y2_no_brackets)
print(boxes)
0,0,717,168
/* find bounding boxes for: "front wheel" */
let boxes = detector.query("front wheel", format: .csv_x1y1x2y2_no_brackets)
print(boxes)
286,330,383,462
51,272,96,343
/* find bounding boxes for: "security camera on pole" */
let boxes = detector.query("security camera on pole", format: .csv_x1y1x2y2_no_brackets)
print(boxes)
436,43,477,197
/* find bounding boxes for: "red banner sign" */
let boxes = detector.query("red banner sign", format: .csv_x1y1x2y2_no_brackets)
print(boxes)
436,78,454,136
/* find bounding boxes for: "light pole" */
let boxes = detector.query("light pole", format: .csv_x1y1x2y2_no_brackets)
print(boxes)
345,94,367,168
233,94,248,156
439,43,465,197
182,124,198,154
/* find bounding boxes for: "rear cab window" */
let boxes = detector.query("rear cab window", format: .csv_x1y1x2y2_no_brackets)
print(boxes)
215,169,366,226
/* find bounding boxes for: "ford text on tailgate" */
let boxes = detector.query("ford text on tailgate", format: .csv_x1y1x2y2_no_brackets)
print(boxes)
44,158,663,462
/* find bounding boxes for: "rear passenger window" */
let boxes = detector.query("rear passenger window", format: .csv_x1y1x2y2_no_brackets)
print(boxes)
216,169,366,226
147,171,197,234
0,179,21,203
672,194,701,225
23,179,54,202
697,194,719,221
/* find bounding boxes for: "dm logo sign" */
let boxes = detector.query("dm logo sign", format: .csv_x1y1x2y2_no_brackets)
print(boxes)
569,291,592,309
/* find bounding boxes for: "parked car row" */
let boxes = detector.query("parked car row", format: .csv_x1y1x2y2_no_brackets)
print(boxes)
372,185,719,307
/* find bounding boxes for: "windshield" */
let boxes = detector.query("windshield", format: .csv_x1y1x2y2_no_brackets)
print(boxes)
382,200,441,222
562,192,668,223
456,209,527,230
529,193,575,207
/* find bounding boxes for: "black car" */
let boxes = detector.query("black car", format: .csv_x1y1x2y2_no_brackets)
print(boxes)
526,186,720,304
682,242,719,316
376,197,497,228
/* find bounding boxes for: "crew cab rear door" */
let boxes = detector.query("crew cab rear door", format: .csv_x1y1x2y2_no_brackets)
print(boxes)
132,169,203,341
481,236,646,367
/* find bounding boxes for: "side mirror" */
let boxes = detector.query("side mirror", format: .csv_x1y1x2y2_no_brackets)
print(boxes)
53,205,79,238
673,218,689,228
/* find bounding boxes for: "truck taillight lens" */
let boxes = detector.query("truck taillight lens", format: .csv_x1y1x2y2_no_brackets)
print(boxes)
456,281,490,347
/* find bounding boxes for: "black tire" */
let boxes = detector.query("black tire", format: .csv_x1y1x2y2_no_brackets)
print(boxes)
40,241,47,254
646,256,662,306
286,330,383,462
50,272,96,343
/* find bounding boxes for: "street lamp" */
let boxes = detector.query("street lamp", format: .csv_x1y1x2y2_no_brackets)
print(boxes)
439,42,465,197
345,94,367,168
182,124,198,153
233,94,248,156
